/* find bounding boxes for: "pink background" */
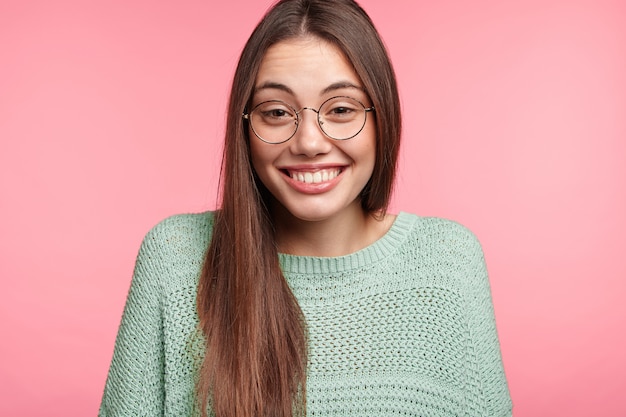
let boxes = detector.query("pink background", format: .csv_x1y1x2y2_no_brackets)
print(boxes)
1,0,625,415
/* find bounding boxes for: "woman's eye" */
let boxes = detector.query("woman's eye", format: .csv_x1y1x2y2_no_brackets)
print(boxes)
258,106,292,119
268,109,288,117
326,105,358,120
331,106,353,114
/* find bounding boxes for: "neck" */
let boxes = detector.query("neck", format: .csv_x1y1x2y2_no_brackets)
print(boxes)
271,202,394,257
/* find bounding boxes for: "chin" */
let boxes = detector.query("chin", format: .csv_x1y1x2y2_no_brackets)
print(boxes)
275,198,362,224
283,208,335,223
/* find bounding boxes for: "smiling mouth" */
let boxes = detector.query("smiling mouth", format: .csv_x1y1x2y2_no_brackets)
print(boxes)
284,168,342,184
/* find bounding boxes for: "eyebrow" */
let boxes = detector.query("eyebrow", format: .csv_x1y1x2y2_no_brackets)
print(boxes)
254,82,294,95
321,81,366,95
253,81,365,96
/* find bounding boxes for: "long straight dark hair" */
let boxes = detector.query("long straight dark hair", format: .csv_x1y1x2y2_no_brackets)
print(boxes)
196,1,402,416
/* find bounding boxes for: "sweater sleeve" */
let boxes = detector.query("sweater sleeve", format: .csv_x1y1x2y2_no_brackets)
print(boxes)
99,225,166,417
460,228,513,417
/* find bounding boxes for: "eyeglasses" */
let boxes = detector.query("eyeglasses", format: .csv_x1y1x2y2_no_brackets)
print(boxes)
242,95,374,144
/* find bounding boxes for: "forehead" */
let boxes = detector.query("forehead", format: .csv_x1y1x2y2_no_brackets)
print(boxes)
254,36,363,98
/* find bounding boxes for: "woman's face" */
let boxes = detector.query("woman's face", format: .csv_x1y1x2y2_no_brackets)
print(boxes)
249,37,376,224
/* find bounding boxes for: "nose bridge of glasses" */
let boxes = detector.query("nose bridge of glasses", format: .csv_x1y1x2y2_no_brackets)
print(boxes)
295,106,320,118
294,106,322,126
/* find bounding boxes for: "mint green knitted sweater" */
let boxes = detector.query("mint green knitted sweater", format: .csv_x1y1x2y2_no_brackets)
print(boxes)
99,212,512,416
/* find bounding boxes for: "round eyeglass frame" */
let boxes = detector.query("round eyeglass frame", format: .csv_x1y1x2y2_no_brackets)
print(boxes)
242,95,375,144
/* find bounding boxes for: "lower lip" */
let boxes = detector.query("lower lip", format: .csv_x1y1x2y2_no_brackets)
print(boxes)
282,170,343,194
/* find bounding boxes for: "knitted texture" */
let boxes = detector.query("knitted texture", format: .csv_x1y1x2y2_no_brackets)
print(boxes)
99,212,512,416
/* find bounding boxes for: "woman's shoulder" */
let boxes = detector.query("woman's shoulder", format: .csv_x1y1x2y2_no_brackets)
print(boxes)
143,211,214,242
148,210,215,233
131,211,215,290
393,212,486,270
137,211,215,262
394,212,489,289
397,212,482,248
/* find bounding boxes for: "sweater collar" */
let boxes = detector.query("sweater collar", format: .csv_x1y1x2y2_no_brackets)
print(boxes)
278,212,417,274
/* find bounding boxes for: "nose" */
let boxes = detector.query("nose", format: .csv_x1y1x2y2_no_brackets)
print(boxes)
289,108,332,157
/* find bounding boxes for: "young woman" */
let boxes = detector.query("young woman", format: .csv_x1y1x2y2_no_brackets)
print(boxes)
99,1,512,416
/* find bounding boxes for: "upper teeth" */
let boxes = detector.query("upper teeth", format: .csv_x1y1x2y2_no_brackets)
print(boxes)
290,169,340,184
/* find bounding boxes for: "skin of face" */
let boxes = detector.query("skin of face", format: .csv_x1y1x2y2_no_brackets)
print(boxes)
249,36,377,235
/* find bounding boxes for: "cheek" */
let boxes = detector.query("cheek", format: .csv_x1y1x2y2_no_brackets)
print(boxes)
249,138,278,178
359,134,377,184
356,128,377,169
248,129,264,169
360,118,377,157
